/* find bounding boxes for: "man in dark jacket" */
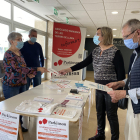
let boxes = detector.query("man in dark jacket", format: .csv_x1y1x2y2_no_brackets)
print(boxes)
21,29,44,90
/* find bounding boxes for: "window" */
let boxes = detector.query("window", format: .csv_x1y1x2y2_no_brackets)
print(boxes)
15,28,29,42
14,6,46,32
0,23,9,60
0,0,11,19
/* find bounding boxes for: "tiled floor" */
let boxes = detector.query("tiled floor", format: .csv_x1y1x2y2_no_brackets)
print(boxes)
18,71,127,140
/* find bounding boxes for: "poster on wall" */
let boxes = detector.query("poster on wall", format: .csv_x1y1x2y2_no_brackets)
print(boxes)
52,22,86,81
0,110,19,140
37,117,69,140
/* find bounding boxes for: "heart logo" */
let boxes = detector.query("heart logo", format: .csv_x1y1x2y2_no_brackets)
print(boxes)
43,119,47,124
58,59,63,65
54,62,57,66
39,121,42,124
38,108,43,111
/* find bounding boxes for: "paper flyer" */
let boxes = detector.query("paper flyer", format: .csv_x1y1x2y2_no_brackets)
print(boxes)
50,79,71,84
84,80,113,92
37,117,69,140
52,107,77,119
0,110,19,140
47,68,60,76
46,84,72,89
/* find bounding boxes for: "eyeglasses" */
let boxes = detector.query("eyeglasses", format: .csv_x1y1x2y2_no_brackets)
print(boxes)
123,29,137,40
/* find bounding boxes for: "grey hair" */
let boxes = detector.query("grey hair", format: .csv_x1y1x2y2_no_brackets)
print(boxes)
8,32,22,44
122,19,140,32
29,28,37,35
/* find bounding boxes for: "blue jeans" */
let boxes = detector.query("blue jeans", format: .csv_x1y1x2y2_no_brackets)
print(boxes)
2,84,26,99
2,84,26,125
26,71,41,90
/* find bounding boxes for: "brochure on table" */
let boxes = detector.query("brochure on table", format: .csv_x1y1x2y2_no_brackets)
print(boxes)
0,110,19,140
37,117,69,140
15,100,58,115
52,107,77,119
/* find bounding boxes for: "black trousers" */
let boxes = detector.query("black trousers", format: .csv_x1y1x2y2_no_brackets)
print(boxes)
96,90,119,140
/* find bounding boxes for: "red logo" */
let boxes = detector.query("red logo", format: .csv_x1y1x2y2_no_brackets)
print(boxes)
54,62,57,66
39,119,48,125
58,59,63,65
38,108,43,113
0,112,1,115
54,59,63,66
43,119,47,124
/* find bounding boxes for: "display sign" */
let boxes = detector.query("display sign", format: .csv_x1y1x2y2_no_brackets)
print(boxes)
54,8,58,16
37,117,69,140
0,110,19,140
52,22,86,81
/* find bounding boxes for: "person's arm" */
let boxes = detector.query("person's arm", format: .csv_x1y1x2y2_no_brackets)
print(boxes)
113,50,125,81
3,52,37,75
39,45,44,67
71,52,93,71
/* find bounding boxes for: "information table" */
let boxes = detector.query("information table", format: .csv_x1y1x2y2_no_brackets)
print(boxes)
0,80,90,140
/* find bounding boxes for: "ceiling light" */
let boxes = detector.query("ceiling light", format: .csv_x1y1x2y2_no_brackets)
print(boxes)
112,11,118,14
113,28,117,30
131,10,140,14
87,35,90,36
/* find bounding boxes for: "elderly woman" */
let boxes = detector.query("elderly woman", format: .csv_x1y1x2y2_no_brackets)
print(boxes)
2,32,47,131
59,27,125,140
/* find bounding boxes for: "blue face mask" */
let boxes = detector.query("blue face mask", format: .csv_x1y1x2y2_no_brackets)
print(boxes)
30,37,37,43
16,42,24,49
93,35,100,45
124,38,139,49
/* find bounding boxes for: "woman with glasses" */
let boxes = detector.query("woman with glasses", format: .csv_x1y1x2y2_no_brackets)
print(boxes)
59,27,125,140
2,31,48,132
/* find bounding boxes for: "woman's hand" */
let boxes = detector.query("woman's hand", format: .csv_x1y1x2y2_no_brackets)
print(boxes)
106,81,125,90
27,74,35,79
37,67,49,74
59,68,72,75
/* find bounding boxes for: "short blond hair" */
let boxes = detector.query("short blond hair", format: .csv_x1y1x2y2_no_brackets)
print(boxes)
97,27,113,46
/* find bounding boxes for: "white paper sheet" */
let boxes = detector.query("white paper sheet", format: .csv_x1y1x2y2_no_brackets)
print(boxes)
0,110,19,140
84,80,113,92
46,84,72,89
47,68,60,76
15,100,58,115
37,117,69,140
52,107,77,119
